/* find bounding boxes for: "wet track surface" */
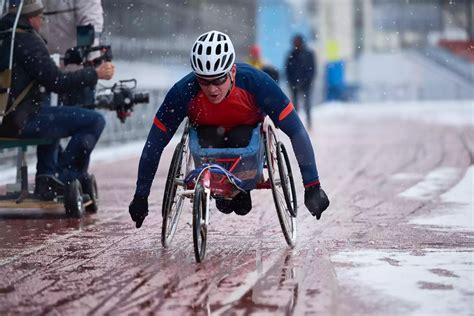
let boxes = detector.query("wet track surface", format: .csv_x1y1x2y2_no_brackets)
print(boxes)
0,104,473,315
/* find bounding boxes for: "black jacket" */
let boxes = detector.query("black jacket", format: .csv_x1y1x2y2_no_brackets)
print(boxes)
285,46,316,89
0,14,98,136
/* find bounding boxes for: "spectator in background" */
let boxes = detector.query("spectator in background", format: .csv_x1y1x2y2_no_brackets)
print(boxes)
285,34,316,128
246,44,279,82
246,45,264,69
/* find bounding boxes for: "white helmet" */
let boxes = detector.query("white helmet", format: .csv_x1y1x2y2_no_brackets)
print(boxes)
190,30,235,79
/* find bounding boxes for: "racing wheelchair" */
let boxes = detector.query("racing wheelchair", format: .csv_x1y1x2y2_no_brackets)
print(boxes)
161,117,297,262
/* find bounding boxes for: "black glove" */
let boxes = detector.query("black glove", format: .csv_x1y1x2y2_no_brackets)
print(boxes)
304,185,330,220
129,195,149,228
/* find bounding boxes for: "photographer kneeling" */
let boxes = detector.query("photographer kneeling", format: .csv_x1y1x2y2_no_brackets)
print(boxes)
0,0,115,199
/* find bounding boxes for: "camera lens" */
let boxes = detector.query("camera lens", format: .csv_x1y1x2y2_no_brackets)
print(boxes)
132,92,149,104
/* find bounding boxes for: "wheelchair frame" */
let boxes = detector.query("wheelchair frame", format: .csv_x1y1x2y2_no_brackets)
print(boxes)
161,117,297,262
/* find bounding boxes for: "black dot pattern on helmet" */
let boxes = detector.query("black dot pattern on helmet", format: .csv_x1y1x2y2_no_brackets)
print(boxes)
197,44,203,55
220,55,227,68
197,59,203,71
216,44,221,55
224,43,228,52
213,60,220,71
224,53,233,70
206,46,211,55
206,60,211,71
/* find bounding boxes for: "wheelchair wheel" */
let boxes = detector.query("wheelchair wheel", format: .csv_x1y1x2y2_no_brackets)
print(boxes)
161,136,189,248
193,184,207,263
84,174,99,213
277,143,297,217
64,179,85,218
264,123,297,247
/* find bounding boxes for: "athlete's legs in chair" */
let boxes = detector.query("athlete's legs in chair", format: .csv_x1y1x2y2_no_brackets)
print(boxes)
197,125,255,215
197,125,255,148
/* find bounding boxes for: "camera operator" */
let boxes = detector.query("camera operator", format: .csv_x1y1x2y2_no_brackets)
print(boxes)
40,0,104,106
0,0,115,200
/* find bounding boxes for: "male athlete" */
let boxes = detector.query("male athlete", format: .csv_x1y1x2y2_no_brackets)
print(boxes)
128,30,329,228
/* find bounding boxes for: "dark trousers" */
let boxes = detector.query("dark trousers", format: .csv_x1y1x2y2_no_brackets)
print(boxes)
197,125,255,215
290,85,312,127
197,125,256,148
21,106,105,182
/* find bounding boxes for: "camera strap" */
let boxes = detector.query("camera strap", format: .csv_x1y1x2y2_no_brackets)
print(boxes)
0,28,33,123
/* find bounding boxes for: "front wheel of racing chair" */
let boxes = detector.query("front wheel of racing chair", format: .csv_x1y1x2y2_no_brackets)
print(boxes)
193,183,208,262
264,118,297,247
161,122,192,248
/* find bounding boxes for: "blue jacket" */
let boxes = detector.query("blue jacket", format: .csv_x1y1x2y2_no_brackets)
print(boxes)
285,47,316,88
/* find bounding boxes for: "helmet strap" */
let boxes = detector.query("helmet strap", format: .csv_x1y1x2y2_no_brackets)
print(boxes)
224,73,234,98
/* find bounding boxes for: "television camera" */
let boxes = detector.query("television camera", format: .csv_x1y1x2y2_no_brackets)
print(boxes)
93,79,150,123
63,24,112,66
62,25,149,122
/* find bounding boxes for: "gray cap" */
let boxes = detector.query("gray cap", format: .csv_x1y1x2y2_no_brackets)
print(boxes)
9,0,44,18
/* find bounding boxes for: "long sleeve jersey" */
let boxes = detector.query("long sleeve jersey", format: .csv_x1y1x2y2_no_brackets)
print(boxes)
134,63,320,197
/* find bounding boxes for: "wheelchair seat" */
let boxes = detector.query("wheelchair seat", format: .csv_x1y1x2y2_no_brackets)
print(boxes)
189,124,264,191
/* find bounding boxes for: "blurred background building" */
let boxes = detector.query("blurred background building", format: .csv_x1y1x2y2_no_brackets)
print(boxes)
96,0,473,104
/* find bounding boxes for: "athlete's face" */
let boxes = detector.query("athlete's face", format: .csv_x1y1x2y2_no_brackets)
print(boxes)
198,65,236,104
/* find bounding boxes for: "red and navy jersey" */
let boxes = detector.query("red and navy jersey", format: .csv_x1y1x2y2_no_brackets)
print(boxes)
135,63,320,197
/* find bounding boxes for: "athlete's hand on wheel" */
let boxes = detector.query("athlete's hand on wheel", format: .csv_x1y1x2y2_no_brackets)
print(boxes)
304,185,330,220
129,195,149,228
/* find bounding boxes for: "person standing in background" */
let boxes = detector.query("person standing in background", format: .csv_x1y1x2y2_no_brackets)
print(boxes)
41,0,104,56
246,44,280,82
246,45,264,70
285,34,316,128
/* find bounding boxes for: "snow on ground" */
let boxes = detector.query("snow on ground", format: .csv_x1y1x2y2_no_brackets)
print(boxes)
317,100,473,315
409,166,474,232
332,249,473,316
332,167,473,315
314,100,474,127
398,167,462,201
